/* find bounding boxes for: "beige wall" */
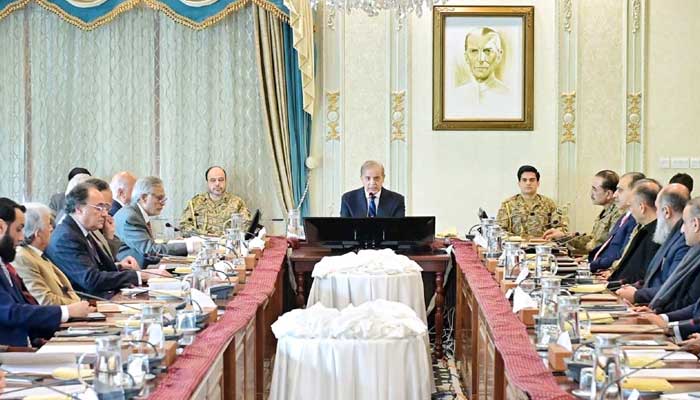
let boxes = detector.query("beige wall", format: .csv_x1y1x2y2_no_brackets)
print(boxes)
409,0,557,232
645,0,700,191
310,0,700,234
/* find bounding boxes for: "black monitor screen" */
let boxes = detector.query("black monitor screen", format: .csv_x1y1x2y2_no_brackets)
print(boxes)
304,217,435,251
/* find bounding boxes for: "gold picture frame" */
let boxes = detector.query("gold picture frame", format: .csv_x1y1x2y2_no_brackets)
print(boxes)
432,6,534,130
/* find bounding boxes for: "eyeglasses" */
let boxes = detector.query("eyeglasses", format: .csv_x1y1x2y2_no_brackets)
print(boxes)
150,194,168,204
85,203,110,213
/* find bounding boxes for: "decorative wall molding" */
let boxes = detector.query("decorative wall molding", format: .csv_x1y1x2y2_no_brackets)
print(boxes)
556,0,578,208
560,91,576,144
626,92,641,144
386,11,409,202
561,0,573,32
325,90,340,141
390,91,406,142
321,6,345,216
623,0,646,170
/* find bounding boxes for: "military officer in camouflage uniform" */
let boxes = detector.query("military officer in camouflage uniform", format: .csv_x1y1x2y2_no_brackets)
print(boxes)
179,166,251,236
496,165,568,238
545,170,622,253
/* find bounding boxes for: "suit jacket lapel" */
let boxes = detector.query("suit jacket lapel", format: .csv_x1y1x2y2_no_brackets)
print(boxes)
356,189,368,217
0,263,27,304
644,221,682,285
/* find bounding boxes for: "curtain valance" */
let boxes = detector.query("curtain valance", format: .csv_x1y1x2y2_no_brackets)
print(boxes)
0,0,287,29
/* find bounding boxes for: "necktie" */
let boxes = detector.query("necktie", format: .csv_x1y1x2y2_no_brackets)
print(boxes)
368,194,377,218
85,234,102,263
5,263,39,305
146,221,154,238
593,213,630,261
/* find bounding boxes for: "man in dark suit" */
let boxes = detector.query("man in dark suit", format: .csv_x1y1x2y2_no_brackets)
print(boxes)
114,176,190,267
616,184,690,303
634,197,700,339
588,172,646,272
48,167,90,217
0,197,91,347
46,182,167,297
340,160,405,218
109,171,136,217
606,179,662,284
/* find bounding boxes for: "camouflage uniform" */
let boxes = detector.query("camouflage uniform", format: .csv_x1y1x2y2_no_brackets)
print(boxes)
568,203,623,253
496,194,568,238
179,192,251,236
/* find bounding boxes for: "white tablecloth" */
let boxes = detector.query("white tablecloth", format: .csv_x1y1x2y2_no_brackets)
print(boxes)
269,334,434,400
307,271,428,325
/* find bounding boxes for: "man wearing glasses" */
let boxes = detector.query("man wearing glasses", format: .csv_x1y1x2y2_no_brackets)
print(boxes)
114,176,197,267
46,182,166,297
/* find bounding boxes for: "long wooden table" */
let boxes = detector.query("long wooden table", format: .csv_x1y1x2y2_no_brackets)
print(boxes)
454,239,700,399
0,237,289,400
288,244,450,359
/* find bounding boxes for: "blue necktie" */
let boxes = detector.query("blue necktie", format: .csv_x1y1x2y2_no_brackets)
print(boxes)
368,194,377,218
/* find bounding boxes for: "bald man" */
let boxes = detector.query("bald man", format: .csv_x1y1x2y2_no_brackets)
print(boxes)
109,171,136,217
616,184,691,303
179,166,251,236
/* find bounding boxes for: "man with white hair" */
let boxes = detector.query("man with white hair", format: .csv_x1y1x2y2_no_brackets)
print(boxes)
109,171,137,217
55,172,91,224
48,167,90,217
115,177,198,267
13,203,81,305
616,184,690,303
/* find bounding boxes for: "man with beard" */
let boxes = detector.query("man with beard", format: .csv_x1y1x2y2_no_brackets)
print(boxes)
0,198,92,347
631,197,700,340
179,166,251,236
616,184,690,303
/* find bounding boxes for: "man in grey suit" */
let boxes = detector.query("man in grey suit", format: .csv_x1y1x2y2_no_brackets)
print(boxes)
48,167,90,217
114,177,196,267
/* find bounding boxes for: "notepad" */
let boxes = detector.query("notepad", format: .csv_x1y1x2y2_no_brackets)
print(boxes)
632,369,700,381
0,385,96,400
0,353,75,376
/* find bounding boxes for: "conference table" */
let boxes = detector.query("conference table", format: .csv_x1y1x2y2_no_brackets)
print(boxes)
0,236,289,400
288,244,451,359
452,239,700,400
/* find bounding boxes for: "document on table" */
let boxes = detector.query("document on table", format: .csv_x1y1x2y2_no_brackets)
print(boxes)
0,352,75,375
1,385,96,400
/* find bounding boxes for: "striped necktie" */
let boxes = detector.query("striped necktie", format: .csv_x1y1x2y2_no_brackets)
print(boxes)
368,194,377,218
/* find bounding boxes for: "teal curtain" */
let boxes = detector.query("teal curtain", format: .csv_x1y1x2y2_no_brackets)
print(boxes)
283,24,311,217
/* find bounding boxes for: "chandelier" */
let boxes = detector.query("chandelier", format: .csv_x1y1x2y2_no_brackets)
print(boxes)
311,0,443,23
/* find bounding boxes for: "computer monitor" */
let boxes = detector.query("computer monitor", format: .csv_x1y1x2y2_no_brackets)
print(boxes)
303,217,436,252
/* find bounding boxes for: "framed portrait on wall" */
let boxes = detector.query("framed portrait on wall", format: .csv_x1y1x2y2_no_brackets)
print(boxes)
432,6,534,130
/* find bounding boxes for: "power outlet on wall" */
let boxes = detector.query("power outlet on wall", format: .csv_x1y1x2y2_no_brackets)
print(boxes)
659,158,671,169
691,158,700,169
671,157,690,169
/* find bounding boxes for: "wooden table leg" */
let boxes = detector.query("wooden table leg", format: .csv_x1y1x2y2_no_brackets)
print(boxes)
294,270,306,308
434,270,445,359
